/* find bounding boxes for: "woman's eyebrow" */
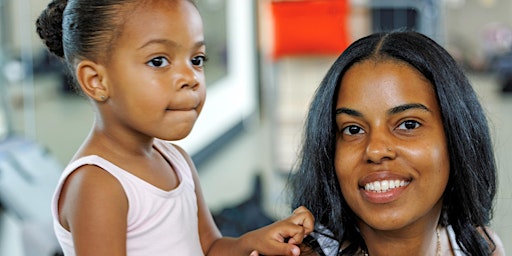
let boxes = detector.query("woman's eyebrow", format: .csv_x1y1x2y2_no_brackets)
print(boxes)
387,103,431,115
335,103,431,117
335,107,362,117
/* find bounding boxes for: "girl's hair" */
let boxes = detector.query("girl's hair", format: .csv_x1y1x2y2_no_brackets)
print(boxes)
289,31,497,255
35,0,196,91
36,0,138,91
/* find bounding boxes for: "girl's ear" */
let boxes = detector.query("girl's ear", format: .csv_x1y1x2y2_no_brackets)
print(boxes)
76,60,109,102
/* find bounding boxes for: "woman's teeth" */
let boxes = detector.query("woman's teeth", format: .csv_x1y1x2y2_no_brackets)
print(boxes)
364,180,410,193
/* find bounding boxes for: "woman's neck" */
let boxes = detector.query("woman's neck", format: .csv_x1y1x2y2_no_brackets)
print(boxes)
359,225,441,256
355,199,445,256
357,209,443,256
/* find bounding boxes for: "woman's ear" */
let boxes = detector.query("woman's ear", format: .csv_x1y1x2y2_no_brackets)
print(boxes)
76,60,109,102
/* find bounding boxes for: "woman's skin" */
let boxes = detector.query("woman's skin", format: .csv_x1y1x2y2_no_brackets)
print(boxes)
334,59,449,255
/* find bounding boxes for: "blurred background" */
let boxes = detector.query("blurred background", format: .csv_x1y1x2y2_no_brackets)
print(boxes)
0,0,511,255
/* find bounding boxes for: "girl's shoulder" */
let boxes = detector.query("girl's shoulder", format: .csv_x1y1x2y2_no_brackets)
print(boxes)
55,156,127,233
153,139,189,163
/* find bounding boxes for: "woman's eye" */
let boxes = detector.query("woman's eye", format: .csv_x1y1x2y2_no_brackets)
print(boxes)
147,57,170,67
398,120,421,130
191,55,207,67
342,125,364,135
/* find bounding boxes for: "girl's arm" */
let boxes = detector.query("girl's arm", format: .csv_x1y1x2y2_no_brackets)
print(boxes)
58,165,128,255
175,145,314,256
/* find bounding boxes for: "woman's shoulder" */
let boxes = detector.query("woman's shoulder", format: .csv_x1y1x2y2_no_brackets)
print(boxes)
479,226,506,256
300,226,342,256
446,225,506,256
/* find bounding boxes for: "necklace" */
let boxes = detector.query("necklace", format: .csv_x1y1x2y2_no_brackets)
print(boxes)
360,226,441,256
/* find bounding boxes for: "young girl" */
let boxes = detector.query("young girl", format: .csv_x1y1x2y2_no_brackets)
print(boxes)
36,0,313,255
289,31,505,255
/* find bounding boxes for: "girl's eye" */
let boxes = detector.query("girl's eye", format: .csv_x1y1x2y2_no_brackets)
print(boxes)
191,55,207,67
342,125,365,135
147,57,170,67
398,120,421,130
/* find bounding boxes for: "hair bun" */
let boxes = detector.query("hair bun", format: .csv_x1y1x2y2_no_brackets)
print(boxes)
35,0,68,58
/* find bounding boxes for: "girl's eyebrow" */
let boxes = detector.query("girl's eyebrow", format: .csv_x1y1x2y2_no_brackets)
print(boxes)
138,39,177,49
335,103,431,117
138,39,205,50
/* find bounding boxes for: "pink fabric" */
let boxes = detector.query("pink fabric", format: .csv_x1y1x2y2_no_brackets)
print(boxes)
51,139,204,256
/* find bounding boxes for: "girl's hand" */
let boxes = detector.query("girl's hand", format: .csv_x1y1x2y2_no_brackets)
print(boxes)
243,206,315,256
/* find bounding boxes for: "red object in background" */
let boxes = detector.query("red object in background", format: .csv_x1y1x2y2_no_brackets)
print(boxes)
271,0,350,59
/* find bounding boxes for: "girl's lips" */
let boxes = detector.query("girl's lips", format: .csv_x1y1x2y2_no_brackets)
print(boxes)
166,104,199,111
166,107,195,111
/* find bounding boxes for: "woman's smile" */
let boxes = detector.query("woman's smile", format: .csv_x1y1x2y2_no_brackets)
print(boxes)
359,171,412,204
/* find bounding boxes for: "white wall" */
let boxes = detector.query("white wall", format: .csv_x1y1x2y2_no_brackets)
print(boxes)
175,0,258,155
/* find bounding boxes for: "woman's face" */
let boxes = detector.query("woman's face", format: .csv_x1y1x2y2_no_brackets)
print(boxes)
334,59,449,232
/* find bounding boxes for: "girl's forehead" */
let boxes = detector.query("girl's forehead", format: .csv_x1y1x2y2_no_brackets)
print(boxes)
123,0,188,16
113,0,202,46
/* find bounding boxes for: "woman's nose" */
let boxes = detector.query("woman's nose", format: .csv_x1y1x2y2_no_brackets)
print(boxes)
365,130,397,164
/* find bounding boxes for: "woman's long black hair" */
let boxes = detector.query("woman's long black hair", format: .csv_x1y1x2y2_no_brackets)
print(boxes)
289,31,497,255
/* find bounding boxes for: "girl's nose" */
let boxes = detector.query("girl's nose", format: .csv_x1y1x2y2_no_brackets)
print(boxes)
177,74,199,90
175,65,200,90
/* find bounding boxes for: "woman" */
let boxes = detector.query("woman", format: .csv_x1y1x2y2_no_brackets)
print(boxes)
289,31,505,255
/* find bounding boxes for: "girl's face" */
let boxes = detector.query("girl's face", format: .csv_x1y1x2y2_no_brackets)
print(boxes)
334,60,449,232
101,0,206,141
